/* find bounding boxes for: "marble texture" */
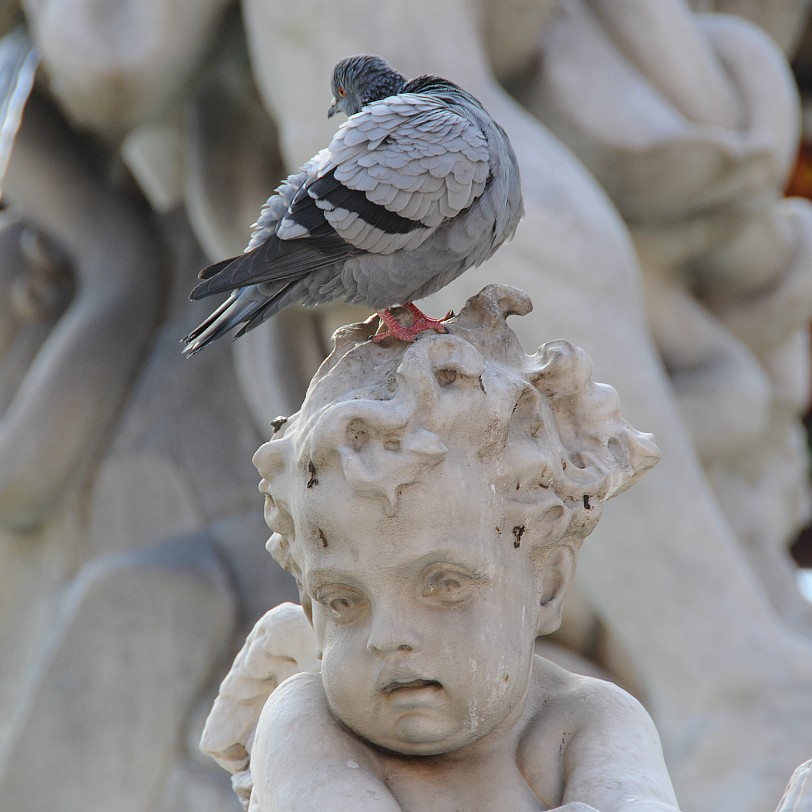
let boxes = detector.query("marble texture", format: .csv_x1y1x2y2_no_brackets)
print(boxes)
1,1,811,809
207,286,677,811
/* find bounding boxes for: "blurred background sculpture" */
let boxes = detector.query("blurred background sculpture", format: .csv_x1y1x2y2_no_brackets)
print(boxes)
1,1,812,810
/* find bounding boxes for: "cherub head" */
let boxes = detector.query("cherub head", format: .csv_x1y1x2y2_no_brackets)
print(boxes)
253,285,659,756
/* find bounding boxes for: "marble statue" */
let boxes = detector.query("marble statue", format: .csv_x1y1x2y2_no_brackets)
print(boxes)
1,0,812,809
524,0,812,631
0,26,298,812
237,2,812,806
203,285,683,811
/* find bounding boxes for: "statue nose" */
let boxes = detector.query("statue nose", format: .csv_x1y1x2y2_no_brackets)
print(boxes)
366,608,418,655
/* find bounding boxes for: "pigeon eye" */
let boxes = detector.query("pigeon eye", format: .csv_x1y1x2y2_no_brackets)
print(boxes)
337,87,346,97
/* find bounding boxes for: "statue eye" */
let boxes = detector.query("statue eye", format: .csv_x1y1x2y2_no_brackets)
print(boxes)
337,87,347,97
314,586,365,622
329,595,355,615
423,568,479,604
431,574,462,593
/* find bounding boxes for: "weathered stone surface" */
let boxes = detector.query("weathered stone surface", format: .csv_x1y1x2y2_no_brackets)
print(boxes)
2,1,812,809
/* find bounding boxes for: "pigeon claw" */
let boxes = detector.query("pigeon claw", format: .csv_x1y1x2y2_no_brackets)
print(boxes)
373,304,449,343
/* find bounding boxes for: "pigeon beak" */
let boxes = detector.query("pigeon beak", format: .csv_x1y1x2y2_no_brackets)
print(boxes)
327,99,339,118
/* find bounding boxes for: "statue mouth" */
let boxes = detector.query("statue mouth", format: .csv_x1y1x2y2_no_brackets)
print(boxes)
382,678,443,695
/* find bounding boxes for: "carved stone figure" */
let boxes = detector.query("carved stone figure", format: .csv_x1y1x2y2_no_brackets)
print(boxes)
0,55,297,812
237,4,812,805
2,1,812,809
523,0,812,630
204,285,681,811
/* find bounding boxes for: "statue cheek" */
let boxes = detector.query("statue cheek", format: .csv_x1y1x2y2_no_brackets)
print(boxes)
319,642,356,695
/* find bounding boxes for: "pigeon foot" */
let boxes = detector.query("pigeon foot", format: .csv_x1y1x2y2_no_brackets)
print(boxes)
373,303,449,343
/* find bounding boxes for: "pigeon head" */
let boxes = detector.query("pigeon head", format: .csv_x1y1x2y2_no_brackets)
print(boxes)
328,54,407,118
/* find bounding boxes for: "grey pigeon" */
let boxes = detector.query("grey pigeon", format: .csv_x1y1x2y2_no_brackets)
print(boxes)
182,54,523,355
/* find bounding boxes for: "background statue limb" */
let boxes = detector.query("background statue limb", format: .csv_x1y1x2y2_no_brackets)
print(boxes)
0,16,299,810
0,89,163,529
2,0,811,809
522,0,812,631
237,1,812,808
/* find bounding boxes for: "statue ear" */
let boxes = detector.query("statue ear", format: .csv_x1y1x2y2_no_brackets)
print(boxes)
532,544,577,636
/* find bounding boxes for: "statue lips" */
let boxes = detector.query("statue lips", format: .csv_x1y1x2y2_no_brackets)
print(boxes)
380,673,444,707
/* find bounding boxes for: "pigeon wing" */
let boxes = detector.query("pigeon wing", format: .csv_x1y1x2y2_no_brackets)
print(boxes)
189,157,358,300
190,95,491,300
282,94,491,256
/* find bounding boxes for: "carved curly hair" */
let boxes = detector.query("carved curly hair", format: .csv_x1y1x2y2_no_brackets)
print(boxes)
254,285,660,610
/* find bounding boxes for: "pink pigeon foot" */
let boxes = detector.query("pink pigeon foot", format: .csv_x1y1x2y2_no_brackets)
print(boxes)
373,303,450,343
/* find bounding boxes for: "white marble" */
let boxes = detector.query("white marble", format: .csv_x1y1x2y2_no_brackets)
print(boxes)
2,0,812,808
22,0,233,134
205,286,680,811
525,0,812,630
0,95,297,811
238,2,812,807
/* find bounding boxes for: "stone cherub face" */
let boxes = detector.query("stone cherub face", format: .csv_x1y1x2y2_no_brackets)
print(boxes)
254,285,660,757
295,465,568,756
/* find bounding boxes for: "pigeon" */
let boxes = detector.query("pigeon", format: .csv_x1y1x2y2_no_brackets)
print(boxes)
182,54,523,355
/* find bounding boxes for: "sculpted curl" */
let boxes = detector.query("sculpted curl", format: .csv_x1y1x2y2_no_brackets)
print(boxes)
254,285,660,606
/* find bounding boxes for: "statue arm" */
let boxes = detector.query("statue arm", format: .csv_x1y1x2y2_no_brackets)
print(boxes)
558,680,682,812
0,91,162,529
249,672,402,812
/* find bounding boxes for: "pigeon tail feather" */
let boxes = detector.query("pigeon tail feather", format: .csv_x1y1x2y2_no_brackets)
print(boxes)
189,235,346,300
183,282,296,356
197,256,239,281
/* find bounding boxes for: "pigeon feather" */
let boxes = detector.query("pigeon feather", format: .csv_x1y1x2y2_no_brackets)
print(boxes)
183,55,523,355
